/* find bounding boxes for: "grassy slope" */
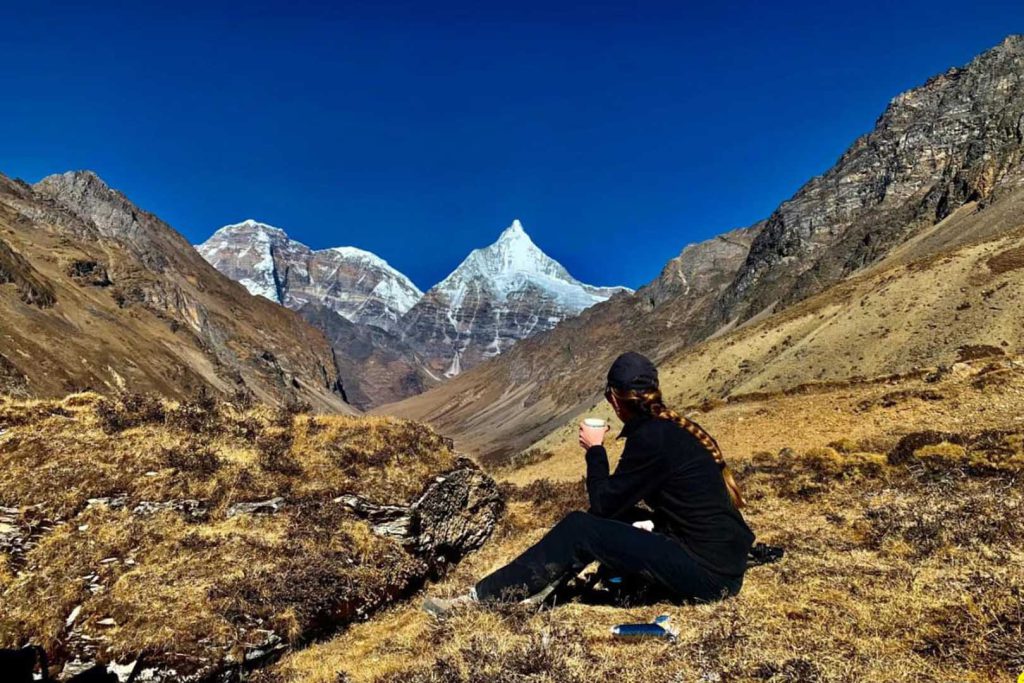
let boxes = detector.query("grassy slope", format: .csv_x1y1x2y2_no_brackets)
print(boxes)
0,393,459,677
266,358,1024,682
263,203,1024,681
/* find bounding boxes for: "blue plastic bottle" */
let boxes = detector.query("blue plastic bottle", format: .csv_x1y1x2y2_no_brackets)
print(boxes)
610,615,677,640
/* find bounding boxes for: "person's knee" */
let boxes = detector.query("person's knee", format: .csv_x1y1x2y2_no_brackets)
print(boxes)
556,510,594,534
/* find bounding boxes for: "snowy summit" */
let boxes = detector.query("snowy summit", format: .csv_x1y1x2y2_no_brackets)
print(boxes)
196,220,423,331
434,219,628,310
401,219,630,377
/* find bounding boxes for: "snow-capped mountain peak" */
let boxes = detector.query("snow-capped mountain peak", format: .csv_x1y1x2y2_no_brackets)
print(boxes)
498,218,527,241
197,220,423,331
209,219,288,241
401,219,630,377
435,219,627,306
198,220,285,302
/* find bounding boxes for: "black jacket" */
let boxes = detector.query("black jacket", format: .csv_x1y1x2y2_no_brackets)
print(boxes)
585,414,755,577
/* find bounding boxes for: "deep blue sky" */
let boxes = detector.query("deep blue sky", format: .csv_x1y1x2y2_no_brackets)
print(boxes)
2,1,1021,290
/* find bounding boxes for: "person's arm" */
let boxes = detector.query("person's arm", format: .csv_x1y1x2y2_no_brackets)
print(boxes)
585,431,665,519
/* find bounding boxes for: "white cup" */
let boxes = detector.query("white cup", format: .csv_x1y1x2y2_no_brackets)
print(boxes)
583,418,607,429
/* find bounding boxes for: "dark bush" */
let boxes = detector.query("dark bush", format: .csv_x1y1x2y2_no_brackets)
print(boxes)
95,392,166,433
232,414,263,441
257,430,302,475
163,442,221,476
888,431,962,465
271,397,313,428
231,387,256,411
167,387,221,433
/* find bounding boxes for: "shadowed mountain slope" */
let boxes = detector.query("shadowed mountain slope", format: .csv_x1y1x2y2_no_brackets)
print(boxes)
297,303,437,410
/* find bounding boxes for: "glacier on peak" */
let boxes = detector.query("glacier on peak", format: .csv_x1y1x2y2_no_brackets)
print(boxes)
400,219,630,378
434,219,629,308
196,220,423,330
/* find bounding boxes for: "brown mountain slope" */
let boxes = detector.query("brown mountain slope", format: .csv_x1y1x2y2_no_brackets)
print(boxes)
525,186,1024,473
379,36,1024,461
710,34,1024,333
377,225,761,462
297,302,436,410
0,171,353,412
657,189,1024,406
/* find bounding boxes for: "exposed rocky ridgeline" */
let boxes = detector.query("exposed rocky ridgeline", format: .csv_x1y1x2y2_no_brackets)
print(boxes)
712,35,1024,332
199,218,628,404
197,220,423,333
384,36,1024,463
399,220,630,378
0,393,502,682
0,171,350,410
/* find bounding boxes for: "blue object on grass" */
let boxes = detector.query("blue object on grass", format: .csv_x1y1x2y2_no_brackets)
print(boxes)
610,614,677,640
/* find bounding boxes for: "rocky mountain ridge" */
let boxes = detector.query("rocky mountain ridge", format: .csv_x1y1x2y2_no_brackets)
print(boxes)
199,218,628,404
197,219,423,332
0,170,352,411
710,34,1024,335
382,35,1024,462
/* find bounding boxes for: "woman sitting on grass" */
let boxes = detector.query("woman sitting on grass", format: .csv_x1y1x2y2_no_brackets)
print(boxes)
424,351,754,615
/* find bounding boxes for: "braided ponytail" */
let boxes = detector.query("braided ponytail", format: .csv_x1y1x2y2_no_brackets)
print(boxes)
610,387,746,509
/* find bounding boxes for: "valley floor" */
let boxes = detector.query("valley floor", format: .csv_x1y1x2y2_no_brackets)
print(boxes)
266,356,1024,682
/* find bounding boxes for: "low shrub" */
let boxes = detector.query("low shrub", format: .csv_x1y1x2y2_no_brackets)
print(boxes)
95,392,165,433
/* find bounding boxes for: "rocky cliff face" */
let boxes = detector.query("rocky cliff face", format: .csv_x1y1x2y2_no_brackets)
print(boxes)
0,171,351,411
713,35,1024,331
197,220,423,332
399,220,629,378
384,36,1024,462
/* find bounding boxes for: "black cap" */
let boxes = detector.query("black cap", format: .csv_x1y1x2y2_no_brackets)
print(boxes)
607,351,659,392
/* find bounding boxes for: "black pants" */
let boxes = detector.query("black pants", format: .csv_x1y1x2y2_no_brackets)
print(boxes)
475,511,742,603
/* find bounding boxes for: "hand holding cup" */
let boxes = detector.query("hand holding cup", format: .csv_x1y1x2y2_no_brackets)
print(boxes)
579,417,610,450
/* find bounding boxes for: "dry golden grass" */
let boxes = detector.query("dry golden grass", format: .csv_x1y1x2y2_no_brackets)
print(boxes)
0,392,459,676
5,360,1024,681
264,361,1024,683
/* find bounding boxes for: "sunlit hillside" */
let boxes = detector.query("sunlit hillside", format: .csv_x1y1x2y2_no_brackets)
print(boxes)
264,356,1024,682
0,393,500,680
